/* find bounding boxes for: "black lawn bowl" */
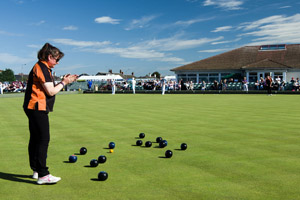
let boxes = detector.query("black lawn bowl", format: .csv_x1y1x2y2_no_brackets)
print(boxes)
109,142,115,149
98,155,107,164
156,137,163,143
165,150,173,158
145,141,152,147
80,147,87,155
69,155,77,163
139,133,145,138
98,171,108,181
90,159,99,167
159,140,167,148
181,143,187,150
136,140,143,146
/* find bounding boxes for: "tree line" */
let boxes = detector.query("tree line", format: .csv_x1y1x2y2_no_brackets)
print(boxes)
0,68,16,82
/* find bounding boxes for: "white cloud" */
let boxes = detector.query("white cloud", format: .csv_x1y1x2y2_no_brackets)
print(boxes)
138,35,224,51
125,15,158,30
30,20,45,26
279,6,291,9
51,34,223,64
94,16,121,24
52,38,111,47
63,25,78,31
175,17,215,26
94,46,185,63
203,0,244,10
198,48,231,53
211,37,241,45
239,14,300,45
0,30,22,36
211,26,233,32
51,38,185,63
239,15,287,31
0,53,34,64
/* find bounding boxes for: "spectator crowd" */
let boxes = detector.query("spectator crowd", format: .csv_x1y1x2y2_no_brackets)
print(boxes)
1,76,300,94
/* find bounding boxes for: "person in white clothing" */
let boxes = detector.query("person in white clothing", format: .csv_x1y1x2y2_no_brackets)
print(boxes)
160,78,166,95
275,76,281,84
111,79,116,95
131,77,136,94
0,82,3,94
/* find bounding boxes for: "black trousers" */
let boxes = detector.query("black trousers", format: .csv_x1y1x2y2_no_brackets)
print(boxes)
266,86,272,94
24,109,50,177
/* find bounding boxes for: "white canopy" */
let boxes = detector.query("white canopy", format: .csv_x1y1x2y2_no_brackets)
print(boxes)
77,75,124,81
164,75,176,81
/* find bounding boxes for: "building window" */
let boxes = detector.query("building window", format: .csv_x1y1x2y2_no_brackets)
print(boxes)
177,74,187,82
198,74,208,83
249,72,257,82
209,73,218,83
187,74,197,82
260,44,286,51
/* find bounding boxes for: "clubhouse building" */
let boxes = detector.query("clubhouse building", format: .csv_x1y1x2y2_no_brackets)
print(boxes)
171,44,300,83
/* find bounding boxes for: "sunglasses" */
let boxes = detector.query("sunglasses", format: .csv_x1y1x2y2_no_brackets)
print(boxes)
52,55,60,63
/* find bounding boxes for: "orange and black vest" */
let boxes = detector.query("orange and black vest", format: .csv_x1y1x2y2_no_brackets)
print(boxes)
23,61,55,112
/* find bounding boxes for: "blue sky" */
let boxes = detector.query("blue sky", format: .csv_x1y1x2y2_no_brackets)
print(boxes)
0,0,300,77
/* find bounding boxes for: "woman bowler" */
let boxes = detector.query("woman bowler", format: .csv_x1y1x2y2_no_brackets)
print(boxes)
23,43,78,184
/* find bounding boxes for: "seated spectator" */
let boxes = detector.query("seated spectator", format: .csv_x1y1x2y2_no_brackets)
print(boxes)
168,81,174,90
189,81,194,91
279,81,286,91
291,77,296,91
123,82,128,90
222,79,227,90
201,80,206,91
275,76,281,85
213,80,218,90
255,80,260,90
218,80,223,90
259,77,265,90
295,78,299,91
242,77,248,91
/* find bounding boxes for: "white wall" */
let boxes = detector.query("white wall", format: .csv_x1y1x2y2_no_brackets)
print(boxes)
286,72,300,82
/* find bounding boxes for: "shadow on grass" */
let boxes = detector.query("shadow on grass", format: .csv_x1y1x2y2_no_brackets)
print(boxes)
84,165,94,168
0,172,36,184
91,178,107,182
131,144,139,147
140,146,151,148
103,147,110,149
174,149,182,151
63,161,77,163
158,156,168,159
74,153,81,155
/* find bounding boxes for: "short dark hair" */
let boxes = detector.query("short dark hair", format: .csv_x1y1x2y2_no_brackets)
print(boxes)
37,43,64,61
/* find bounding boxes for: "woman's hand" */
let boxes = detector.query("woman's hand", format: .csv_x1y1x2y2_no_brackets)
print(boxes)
62,74,79,85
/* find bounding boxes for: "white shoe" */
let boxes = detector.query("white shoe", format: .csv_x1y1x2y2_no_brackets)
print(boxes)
32,171,38,179
37,174,61,185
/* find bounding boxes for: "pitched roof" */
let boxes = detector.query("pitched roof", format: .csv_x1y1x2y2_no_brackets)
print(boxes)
241,59,291,70
171,44,300,71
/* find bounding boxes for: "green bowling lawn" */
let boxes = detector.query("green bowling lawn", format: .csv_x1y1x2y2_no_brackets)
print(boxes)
0,93,300,200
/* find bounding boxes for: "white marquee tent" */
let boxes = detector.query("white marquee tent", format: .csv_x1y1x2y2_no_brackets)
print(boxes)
77,75,124,81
